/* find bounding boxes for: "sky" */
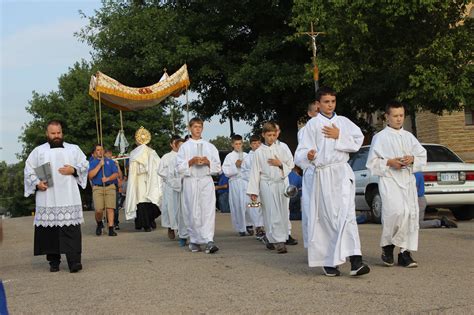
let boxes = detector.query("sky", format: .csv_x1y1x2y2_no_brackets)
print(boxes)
0,0,251,164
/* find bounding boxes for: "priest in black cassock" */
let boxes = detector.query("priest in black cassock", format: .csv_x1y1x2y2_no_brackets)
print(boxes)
24,120,89,273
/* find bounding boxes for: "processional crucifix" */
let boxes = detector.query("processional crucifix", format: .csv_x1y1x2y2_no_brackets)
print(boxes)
299,22,325,96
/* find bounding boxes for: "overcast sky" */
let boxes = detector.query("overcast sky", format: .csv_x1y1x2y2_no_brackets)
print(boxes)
0,0,250,164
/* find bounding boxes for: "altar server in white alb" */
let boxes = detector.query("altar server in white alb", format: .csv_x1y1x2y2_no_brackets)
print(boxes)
125,127,162,232
223,134,253,236
158,135,184,241
176,117,221,254
366,101,427,268
274,123,298,246
24,120,88,273
241,134,265,239
295,87,370,277
294,101,319,248
247,122,295,254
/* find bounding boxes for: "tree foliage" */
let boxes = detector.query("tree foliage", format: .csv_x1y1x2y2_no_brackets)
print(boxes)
291,0,473,116
0,161,35,217
78,0,314,149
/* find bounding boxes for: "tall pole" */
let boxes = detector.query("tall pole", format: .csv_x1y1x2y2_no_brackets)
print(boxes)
228,102,234,136
298,22,325,96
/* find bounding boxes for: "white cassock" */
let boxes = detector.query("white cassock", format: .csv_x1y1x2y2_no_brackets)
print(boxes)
24,142,89,226
176,138,221,244
295,113,363,267
277,140,293,235
241,150,264,227
125,144,162,220
247,143,294,243
295,125,315,248
223,150,250,233
158,151,179,230
366,126,427,251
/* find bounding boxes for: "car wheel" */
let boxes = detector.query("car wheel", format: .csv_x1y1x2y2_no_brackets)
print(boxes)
370,188,382,224
450,206,474,221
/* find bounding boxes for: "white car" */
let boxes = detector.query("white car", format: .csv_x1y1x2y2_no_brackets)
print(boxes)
349,144,474,222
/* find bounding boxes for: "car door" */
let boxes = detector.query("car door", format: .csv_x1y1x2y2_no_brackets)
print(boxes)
350,147,371,210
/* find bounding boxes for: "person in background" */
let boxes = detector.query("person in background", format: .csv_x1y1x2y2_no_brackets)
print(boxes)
415,172,457,229
215,172,230,213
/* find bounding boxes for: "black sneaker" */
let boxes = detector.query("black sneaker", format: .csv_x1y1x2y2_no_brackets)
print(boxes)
246,226,254,236
108,227,117,236
381,244,395,266
286,235,298,245
349,255,370,276
205,241,219,254
262,236,275,250
50,265,60,272
440,216,458,228
95,222,103,236
323,266,341,277
114,224,120,230
238,231,247,237
398,251,418,268
275,242,288,254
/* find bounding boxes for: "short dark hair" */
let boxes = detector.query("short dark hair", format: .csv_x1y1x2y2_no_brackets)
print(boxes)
231,134,243,142
170,134,182,144
249,134,261,143
385,100,405,114
307,100,318,111
91,144,102,155
189,117,204,127
46,119,63,129
316,87,336,102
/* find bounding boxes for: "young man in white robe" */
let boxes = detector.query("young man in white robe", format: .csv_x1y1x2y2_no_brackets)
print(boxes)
24,120,88,273
366,101,427,268
176,117,221,254
295,101,319,248
247,122,295,254
295,87,370,277
274,123,298,246
158,135,184,241
241,134,265,239
222,134,252,236
125,127,162,232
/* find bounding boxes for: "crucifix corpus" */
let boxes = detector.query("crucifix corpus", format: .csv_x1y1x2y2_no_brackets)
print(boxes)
299,22,325,95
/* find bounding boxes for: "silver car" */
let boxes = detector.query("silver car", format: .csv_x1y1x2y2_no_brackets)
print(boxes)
349,144,474,223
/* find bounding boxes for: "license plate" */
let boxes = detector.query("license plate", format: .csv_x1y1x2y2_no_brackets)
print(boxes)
440,172,459,182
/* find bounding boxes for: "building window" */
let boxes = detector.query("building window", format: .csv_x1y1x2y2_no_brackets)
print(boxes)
465,107,474,126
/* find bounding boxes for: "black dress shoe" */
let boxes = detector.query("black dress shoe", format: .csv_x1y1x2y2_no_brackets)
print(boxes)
50,265,60,272
69,263,83,273
144,227,152,232
286,235,298,245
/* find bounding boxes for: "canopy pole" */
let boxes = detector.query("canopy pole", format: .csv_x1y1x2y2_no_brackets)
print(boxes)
94,100,100,143
119,110,124,132
185,87,190,135
98,93,104,147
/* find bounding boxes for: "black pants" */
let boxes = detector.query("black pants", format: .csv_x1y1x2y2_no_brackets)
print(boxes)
135,202,161,230
35,225,82,269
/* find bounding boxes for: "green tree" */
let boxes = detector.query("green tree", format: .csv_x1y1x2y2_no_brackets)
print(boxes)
291,0,473,126
78,0,315,150
0,161,35,217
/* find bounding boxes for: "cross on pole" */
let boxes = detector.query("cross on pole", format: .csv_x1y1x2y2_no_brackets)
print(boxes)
298,22,325,96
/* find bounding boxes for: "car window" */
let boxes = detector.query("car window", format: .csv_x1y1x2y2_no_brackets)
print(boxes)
423,145,463,163
351,147,370,171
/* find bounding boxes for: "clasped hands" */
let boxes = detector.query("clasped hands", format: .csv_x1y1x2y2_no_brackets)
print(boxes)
387,155,414,169
189,156,210,166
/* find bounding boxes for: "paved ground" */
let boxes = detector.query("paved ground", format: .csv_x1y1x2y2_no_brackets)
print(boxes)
1,210,473,314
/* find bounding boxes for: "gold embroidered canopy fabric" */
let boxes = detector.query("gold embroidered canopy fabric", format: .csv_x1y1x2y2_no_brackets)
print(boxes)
89,64,190,111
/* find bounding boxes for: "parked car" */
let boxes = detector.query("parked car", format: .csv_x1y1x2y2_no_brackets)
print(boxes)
349,144,474,223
